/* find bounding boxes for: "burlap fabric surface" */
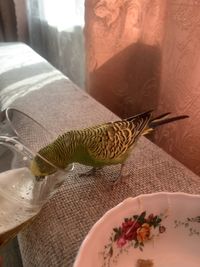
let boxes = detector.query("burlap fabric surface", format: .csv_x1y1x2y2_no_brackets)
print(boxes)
0,43,200,267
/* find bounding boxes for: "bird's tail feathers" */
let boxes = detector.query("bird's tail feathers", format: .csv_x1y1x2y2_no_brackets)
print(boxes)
125,110,153,122
149,114,189,129
125,110,189,136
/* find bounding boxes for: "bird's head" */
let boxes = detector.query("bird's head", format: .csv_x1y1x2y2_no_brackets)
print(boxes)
30,153,57,180
30,143,59,179
30,134,72,180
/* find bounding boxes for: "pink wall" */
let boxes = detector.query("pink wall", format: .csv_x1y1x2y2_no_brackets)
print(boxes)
85,0,200,176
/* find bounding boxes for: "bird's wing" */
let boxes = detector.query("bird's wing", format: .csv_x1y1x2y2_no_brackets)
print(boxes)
83,116,149,161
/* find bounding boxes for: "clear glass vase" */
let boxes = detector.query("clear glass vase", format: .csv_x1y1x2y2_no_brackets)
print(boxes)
0,108,73,247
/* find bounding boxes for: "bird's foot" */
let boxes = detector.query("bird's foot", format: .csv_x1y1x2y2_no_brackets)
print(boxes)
79,167,102,177
110,174,130,188
109,163,130,189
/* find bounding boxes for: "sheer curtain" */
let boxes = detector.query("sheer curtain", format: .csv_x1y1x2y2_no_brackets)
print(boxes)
27,0,85,88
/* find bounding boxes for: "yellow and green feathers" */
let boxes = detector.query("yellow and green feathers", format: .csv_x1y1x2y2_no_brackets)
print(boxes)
31,110,188,177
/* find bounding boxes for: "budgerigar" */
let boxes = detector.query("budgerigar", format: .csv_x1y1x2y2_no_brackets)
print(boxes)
31,110,188,183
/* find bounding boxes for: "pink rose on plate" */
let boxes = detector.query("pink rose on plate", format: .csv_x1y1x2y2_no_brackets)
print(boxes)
116,236,127,248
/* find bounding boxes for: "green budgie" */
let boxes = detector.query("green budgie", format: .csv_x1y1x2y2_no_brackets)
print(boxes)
31,110,188,182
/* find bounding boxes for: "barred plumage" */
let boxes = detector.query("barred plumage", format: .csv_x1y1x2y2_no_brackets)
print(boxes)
31,110,189,178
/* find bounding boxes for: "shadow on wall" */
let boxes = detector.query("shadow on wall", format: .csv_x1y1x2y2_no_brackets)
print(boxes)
87,42,161,119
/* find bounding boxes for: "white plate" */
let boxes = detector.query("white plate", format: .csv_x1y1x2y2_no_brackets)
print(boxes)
74,192,200,267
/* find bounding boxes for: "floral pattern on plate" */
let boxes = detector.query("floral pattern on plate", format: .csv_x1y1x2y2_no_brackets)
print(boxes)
174,216,200,237
102,211,167,267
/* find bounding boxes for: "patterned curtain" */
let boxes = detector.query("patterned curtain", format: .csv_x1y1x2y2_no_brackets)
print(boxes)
85,0,200,176
85,0,166,117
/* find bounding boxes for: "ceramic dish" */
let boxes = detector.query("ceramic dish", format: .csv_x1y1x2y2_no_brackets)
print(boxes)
74,192,200,267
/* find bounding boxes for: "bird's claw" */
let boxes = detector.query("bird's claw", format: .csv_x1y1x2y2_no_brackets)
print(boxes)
109,174,130,189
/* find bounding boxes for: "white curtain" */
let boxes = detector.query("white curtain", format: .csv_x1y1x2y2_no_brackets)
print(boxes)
26,0,85,88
